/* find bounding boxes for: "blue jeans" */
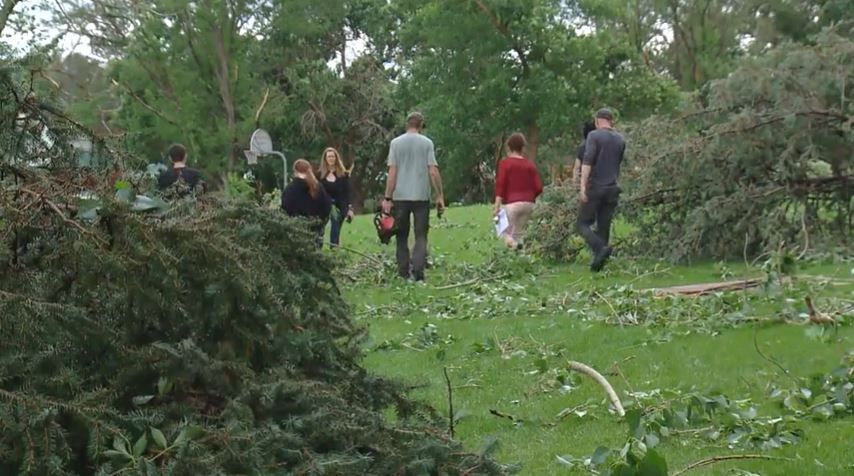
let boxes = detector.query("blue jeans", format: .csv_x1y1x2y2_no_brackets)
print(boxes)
328,212,346,247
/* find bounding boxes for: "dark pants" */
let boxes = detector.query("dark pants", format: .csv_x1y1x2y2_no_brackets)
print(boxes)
328,211,345,246
577,186,620,254
312,221,326,249
394,201,430,279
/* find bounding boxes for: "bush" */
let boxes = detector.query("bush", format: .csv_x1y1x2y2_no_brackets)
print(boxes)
526,185,586,263
0,66,510,475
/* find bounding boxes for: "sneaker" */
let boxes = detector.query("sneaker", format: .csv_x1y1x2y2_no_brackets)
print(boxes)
412,270,425,282
590,246,613,272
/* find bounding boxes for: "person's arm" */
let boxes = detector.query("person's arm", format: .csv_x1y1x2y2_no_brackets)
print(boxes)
572,159,582,187
382,143,397,213
579,165,592,203
580,134,598,203
429,165,444,212
532,163,544,199
342,175,354,220
426,140,444,212
494,159,506,215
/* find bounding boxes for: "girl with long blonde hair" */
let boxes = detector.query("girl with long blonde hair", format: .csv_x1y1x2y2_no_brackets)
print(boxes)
318,147,354,247
282,159,332,247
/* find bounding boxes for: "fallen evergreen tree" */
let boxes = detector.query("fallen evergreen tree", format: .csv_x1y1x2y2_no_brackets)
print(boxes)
1,64,510,475
623,27,854,262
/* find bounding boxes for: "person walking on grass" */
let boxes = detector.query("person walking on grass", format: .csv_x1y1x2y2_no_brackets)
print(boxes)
381,112,445,282
282,159,332,247
493,132,543,249
578,108,625,272
318,147,354,248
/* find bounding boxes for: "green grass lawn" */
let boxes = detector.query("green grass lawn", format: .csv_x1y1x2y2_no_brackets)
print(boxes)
332,205,854,475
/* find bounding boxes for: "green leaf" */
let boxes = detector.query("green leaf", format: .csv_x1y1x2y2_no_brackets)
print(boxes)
171,425,206,447
626,409,644,439
157,377,172,396
112,436,130,455
644,432,660,448
116,187,133,203
131,195,169,212
591,446,612,466
150,427,168,450
132,395,155,406
534,357,548,373
132,434,147,458
637,448,668,476
103,449,131,460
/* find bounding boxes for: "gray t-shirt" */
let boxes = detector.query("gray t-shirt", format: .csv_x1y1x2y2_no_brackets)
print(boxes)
582,128,626,188
388,132,437,201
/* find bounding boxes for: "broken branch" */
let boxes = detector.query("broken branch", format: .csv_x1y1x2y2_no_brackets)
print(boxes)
673,454,789,475
568,361,625,417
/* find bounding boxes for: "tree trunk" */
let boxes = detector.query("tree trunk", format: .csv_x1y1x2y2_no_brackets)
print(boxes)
527,123,540,161
212,23,238,170
0,0,21,37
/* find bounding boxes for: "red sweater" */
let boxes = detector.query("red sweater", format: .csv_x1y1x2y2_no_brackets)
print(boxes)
495,156,543,204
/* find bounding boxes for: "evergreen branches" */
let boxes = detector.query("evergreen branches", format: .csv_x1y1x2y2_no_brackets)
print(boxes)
1,62,511,475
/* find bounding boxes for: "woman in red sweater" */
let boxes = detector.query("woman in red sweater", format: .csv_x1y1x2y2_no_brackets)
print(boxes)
493,132,544,249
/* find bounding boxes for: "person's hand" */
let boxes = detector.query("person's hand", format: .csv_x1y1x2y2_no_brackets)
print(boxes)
346,209,355,222
436,196,446,217
492,203,501,216
381,199,393,214
579,189,588,204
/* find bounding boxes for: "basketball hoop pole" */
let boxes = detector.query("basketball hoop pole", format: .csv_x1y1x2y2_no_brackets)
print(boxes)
269,151,288,188
246,129,288,190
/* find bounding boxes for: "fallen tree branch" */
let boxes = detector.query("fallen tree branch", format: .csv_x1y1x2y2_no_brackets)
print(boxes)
443,367,455,438
110,78,178,125
434,274,507,291
19,188,107,246
254,87,270,126
488,409,520,422
568,361,625,417
753,326,799,384
673,454,789,475
333,244,385,268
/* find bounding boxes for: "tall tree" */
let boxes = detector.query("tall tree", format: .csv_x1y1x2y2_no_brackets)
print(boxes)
56,0,267,175
393,0,677,200
0,0,21,37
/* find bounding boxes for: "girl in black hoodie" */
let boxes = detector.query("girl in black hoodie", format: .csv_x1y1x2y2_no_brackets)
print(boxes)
282,159,332,246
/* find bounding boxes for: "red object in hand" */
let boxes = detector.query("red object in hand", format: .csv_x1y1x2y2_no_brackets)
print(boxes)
374,210,397,245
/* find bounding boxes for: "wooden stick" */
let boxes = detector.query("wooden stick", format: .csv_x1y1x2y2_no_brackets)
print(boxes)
110,78,178,125
673,454,787,475
254,87,270,126
333,244,385,267
443,367,454,438
568,361,625,417
434,274,506,291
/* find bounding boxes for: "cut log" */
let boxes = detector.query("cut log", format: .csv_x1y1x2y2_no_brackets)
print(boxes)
649,278,763,297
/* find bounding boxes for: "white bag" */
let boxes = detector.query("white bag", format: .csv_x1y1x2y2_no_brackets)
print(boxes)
494,208,510,237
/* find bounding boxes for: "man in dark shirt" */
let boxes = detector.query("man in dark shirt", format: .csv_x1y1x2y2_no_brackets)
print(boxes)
157,144,205,193
578,108,626,272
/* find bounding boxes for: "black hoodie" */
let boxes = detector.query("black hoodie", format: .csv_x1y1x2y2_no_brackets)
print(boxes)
281,177,332,221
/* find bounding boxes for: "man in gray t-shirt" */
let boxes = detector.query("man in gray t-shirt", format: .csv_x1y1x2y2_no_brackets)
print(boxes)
382,112,445,281
578,108,626,272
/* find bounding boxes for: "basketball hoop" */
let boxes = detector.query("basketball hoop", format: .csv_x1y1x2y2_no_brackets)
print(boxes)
245,128,288,187
244,150,259,165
